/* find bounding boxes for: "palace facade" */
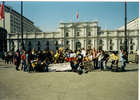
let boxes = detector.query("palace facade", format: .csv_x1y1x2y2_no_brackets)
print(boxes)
7,18,139,53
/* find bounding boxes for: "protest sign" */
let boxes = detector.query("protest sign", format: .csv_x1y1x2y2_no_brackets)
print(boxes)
48,62,71,72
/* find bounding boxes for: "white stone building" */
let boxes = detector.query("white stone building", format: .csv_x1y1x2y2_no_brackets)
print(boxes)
119,17,139,30
0,5,42,33
7,18,139,53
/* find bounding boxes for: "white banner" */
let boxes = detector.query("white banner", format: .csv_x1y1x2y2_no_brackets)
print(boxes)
48,62,71,72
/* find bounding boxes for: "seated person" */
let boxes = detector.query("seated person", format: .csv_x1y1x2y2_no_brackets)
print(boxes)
72,57,80,72
42,57,51,72
106,51,119,69
54,50,60,63
85,55,89,61
32,57,43,72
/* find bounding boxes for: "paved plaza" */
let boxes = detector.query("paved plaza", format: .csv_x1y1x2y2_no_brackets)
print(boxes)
0,54,138,100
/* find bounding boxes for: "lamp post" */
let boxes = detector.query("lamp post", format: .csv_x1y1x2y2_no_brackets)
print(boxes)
21,1,24,51
125,2,128,62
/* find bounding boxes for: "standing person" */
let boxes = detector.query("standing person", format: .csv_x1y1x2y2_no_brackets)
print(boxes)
136,49,139,64
92,48,98,69
15,50,21,71
81,48,86,57
120,50,127,71
94,49,101,69
4,51,8,64
26,51,32,73
21,51,26,71
9,50,14,64
97,50,104,71
102,51,109,71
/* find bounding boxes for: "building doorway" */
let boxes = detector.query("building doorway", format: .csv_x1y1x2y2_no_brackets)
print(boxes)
76,42,81,51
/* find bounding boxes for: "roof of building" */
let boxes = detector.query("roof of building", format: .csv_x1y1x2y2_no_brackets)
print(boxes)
127,17,139,24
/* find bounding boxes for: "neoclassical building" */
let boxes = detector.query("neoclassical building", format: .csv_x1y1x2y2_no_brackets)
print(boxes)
7,17,139,53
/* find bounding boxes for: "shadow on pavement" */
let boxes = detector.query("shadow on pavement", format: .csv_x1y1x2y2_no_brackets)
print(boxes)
0,66,14,69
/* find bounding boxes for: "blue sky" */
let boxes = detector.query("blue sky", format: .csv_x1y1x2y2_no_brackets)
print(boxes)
2,1,139,32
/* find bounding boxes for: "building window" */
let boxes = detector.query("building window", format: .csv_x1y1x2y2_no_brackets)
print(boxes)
120,46,122,50
99,46,102,50
55,41,58,45
130,46,133,50
46,41,49,45
110,46,113,50
77,32,80,36
56,47,59,50
66,41,69,45
29,47,31,51
110,40,112,44
37,41,40,46
88,32,91,36
130,39,133,44
29,41,32,46
88,40,91,44
46,47,49,50
99,40,102,44
120,39,122,44
66,33,69,37
38,47,40,51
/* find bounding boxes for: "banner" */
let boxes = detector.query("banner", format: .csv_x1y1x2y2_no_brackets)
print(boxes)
48,62,71,72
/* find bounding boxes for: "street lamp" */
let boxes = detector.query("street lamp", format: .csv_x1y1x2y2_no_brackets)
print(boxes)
124,2,128,62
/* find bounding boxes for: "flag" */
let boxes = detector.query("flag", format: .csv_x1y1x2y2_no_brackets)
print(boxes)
76,11,79,19
0,1,4,20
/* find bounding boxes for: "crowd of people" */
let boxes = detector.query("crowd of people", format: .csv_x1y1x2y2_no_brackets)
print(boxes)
2,47,128,73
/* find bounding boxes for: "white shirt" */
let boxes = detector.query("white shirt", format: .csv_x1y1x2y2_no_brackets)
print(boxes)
81,50,86,57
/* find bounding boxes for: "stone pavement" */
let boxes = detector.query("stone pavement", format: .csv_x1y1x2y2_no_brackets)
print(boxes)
0,58,138,100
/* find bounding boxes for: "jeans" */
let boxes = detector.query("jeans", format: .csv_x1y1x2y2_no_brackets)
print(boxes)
74,64,79,70
121,59,126,69
26,63,31,73
22,60,26,71
44,64,49,72
99,61,103,70
103,61,108,70
93,59,98,68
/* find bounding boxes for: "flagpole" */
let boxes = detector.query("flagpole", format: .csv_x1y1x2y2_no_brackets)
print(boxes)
3,1,5,28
